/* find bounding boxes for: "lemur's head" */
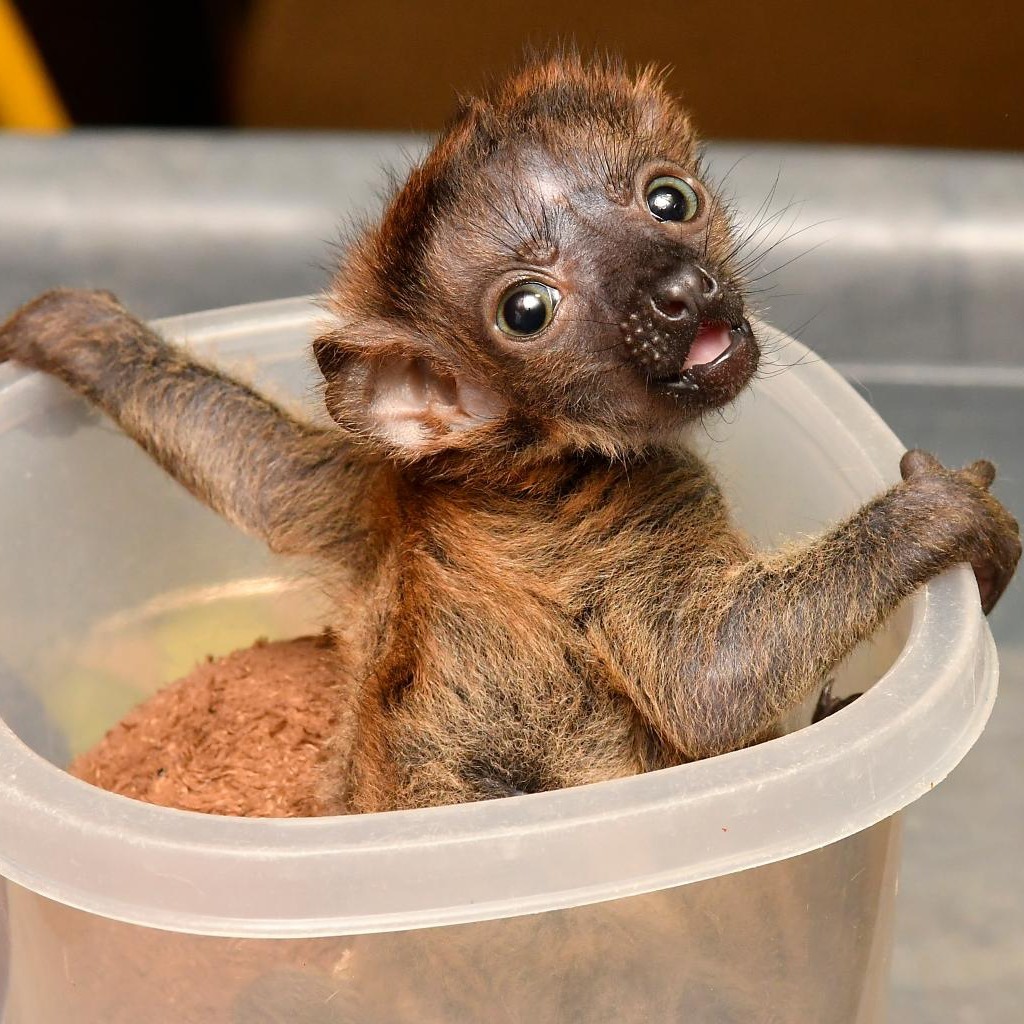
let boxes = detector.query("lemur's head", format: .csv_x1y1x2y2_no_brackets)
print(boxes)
317,53,758,470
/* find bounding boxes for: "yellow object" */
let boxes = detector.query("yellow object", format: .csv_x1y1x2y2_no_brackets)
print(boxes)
0,0,69,130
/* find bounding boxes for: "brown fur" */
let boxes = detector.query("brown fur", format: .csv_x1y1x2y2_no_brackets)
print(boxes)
1,54,1019,814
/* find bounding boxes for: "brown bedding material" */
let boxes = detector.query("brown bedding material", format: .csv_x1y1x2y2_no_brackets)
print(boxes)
69,634,338,817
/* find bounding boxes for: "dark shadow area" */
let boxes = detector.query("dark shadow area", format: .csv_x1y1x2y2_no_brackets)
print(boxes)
13,0,1024,148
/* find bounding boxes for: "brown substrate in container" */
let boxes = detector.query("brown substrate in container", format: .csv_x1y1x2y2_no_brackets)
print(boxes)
69,633,338,818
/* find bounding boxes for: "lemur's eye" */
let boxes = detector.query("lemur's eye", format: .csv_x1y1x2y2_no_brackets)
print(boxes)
645,176,700,222
496,281,560,337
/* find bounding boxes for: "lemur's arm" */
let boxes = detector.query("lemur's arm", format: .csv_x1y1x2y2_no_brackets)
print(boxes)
596,451,1020,759
0,289,383,561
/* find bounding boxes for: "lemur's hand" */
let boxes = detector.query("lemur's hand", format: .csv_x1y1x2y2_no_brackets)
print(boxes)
0,289,125,371
900,449,1021,613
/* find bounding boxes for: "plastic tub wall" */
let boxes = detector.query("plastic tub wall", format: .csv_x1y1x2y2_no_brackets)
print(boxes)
2,822,901,1023
0,300,997,1023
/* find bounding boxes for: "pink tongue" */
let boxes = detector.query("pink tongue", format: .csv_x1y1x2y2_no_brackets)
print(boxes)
682,323,731,370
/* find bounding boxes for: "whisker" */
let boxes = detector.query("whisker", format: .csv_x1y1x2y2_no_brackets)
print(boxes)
742,237,831,286
730,202,810,275
722,171,784,264
734,219,837,279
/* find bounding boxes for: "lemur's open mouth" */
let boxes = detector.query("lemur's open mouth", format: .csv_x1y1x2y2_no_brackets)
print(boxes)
650,319,755,393
682,321,733,369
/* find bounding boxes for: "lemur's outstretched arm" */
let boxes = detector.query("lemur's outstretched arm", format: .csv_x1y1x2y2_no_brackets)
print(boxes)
598,450,1019,758
0,289,382,561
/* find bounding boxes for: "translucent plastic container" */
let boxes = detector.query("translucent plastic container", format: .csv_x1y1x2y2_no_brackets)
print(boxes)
0,299,998,1023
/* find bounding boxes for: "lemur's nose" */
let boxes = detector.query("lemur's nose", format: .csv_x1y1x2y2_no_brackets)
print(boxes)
651,264,719,321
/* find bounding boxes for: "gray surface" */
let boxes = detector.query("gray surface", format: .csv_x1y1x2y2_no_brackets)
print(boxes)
0,133,1021,1021
2,133,1023,367
851,380,1023,1023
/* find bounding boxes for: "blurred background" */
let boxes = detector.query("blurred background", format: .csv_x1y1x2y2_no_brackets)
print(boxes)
2,0,1022,147
1,3,1023,1022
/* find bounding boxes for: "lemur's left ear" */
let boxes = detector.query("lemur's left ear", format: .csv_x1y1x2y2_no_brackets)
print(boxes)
313,322,507,457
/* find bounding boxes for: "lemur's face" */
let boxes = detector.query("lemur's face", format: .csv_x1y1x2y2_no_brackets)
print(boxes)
319,59,761,462
459,144,759,426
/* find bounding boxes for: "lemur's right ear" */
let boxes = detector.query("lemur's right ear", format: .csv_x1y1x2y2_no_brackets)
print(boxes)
313,321,507,460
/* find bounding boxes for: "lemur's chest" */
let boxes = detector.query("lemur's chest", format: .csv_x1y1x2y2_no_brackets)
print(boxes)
361,554,673,805
382,614,661,806
347,456,724,809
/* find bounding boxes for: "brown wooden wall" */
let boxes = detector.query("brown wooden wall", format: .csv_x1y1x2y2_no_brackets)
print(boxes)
232,0,1023,149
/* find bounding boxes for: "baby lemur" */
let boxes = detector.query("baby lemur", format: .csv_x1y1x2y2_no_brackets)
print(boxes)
1,55,1019,814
